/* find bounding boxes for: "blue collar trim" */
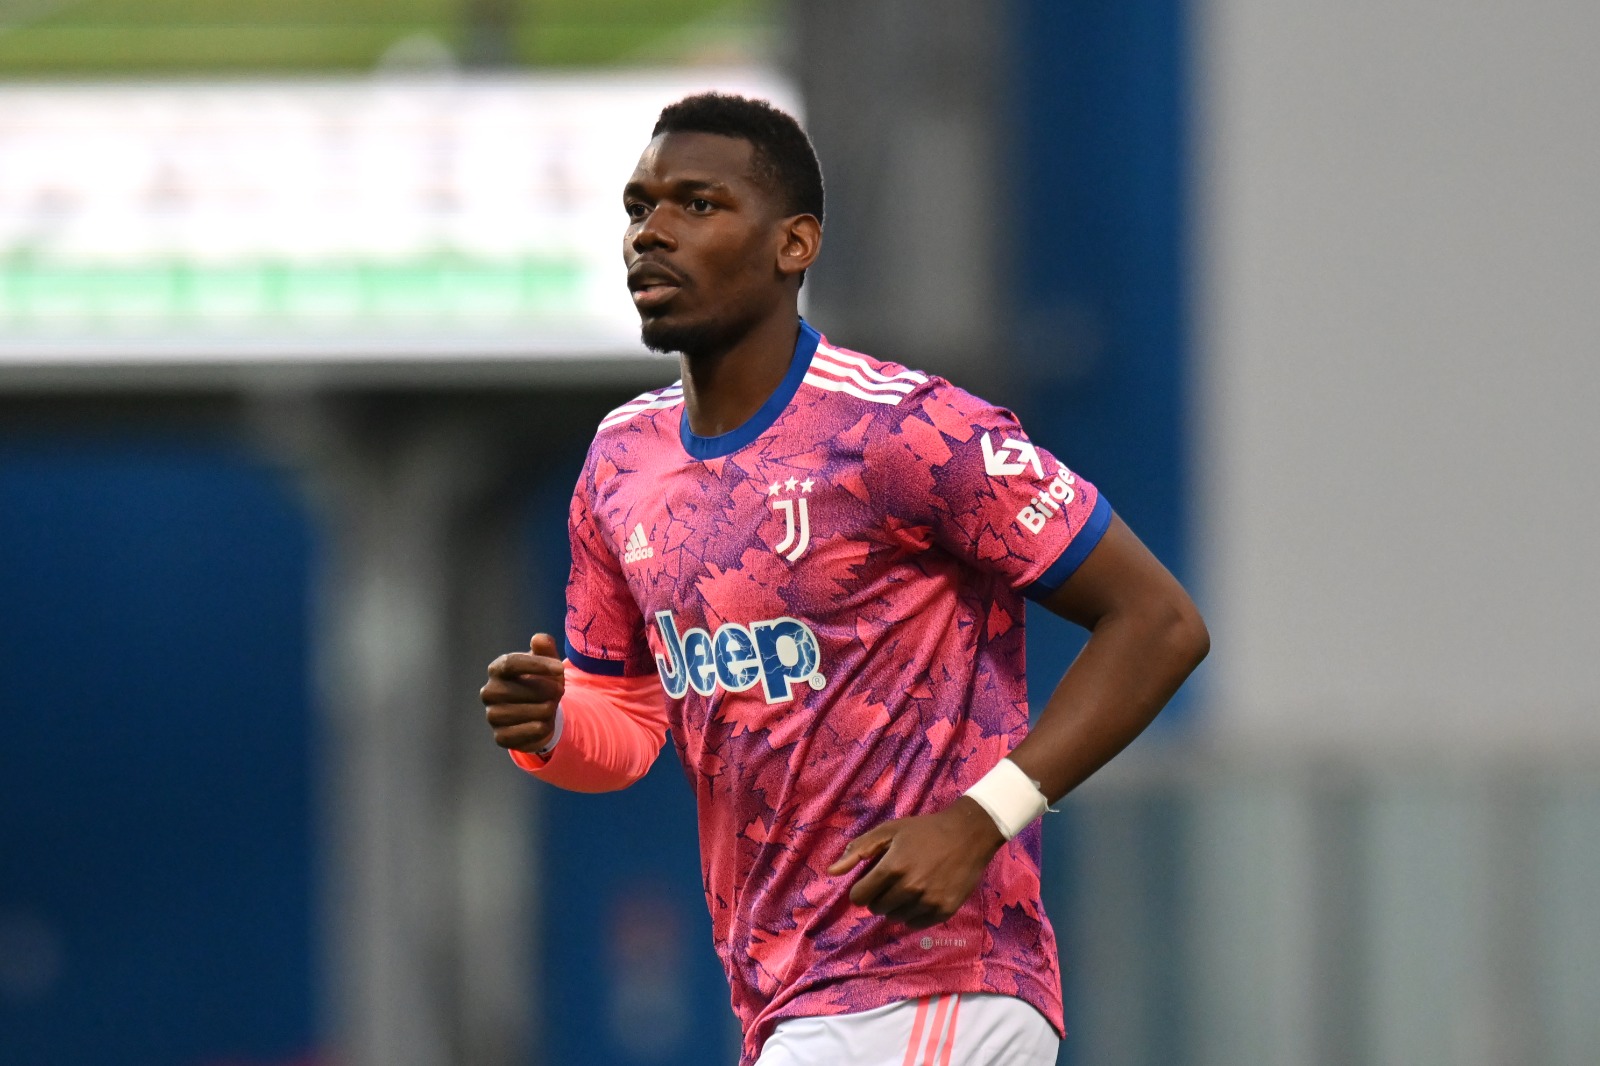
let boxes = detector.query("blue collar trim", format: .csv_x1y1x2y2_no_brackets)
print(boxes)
679,320,820,460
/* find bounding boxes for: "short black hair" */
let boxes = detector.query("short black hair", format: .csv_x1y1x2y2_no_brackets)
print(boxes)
653,93,825,226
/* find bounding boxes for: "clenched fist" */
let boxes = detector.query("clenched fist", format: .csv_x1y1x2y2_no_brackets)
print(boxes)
481,632,565,753
827,797,1006,929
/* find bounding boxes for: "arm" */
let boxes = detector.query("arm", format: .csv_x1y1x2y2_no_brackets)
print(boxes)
828,513,1208,927
490,446,666,790
482,632,669,793
1009,512,1209,802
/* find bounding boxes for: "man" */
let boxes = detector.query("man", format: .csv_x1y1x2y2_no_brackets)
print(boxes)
481,93,1208,1065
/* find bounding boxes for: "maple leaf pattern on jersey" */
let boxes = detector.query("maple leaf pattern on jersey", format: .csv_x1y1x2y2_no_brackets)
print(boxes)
563,323,1108,1064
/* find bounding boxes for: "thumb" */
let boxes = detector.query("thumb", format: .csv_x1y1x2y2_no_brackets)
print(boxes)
826,825,893,876
530,632,560,660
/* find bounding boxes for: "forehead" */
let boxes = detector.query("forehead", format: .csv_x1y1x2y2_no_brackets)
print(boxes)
627,131,762,192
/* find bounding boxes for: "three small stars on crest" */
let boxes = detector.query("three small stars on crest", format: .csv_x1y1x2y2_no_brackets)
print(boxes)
768,477,816,496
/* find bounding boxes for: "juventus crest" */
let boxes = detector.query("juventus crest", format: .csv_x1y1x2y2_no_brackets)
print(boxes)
766,475,816,562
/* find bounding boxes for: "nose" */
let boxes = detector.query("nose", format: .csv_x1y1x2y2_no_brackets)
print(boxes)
629,206,675,254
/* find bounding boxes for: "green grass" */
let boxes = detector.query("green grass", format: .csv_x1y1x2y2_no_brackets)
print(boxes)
0,0,773,75
0,257,588,329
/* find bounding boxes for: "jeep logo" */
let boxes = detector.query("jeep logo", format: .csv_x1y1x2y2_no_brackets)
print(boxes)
653,611,827,704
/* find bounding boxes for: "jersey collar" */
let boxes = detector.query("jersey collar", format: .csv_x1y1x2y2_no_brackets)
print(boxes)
678,319,821,460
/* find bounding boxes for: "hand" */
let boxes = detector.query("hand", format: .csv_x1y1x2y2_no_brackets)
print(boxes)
481,633,565,753
826,797,1007,929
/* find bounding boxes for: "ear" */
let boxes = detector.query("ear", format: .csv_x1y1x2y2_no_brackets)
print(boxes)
775,214,823,281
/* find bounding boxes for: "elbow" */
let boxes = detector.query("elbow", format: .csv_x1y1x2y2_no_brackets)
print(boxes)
1167,596,1210,674
524,668,669,793
552,718,666,793
553,767,651,794
1129,585,1207,681
512,743,656,794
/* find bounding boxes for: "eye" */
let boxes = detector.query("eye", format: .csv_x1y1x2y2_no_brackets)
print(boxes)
687,198,714,214
625,201,650,221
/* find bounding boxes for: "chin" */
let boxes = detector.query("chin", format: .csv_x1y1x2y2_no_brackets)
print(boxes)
640,315,724,358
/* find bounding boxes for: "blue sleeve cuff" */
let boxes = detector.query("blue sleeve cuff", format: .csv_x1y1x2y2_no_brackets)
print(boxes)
564,637,629,676
1023,493,1113,603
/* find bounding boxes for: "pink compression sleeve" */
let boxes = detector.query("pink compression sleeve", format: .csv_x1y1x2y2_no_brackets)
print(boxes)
509,662,667,793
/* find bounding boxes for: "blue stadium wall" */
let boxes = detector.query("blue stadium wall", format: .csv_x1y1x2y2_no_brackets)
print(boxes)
0,434,318,1065
1008,5,1195,1064
1009,0,1195,721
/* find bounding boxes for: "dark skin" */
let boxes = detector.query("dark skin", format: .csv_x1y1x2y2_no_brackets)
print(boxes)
622,130,822,435
483,129,1210,930
823,516,1207,927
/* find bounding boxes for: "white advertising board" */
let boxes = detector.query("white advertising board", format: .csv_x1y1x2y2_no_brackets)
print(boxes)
0,70,796,386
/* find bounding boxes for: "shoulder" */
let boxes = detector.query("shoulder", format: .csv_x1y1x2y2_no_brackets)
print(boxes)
572,379,685,503
800,337,933,412
594,379,685,437
806,336,1016,448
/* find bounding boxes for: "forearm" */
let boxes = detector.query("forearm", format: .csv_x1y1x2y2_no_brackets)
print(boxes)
1008,597,1208,804
510,665,669,793
835,598,1206,927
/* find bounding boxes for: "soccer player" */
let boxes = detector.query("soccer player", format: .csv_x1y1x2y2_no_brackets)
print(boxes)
481,93,1208,1065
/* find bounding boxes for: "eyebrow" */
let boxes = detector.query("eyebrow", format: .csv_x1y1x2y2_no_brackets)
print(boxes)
623,177,736,199
675,178,733,195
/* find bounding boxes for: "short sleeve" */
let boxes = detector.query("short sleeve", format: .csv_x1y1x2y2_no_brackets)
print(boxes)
863,380,1112,600
564,460,652,676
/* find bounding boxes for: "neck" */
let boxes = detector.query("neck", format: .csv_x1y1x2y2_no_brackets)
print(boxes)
679,309,802,438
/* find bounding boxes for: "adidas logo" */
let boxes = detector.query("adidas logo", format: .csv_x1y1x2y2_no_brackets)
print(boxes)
622,523,654,564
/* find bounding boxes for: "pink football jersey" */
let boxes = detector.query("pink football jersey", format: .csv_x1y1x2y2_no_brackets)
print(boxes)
564,322,1109,1063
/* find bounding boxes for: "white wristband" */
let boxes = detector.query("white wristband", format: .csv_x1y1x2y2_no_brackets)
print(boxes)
535,706,564,756
963,757,1049,840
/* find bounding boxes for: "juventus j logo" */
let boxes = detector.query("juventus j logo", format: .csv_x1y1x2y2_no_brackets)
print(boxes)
766,476,815,562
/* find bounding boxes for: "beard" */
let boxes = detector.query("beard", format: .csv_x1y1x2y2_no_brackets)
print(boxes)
639,313,731,360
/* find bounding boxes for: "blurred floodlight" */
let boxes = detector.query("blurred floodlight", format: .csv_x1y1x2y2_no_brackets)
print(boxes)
0,69,796,383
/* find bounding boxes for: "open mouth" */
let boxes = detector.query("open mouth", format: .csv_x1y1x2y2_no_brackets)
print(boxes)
630,283,680,310
628,261,685,311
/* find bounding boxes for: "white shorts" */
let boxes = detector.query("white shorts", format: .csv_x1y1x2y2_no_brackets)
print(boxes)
754,992,1059,1066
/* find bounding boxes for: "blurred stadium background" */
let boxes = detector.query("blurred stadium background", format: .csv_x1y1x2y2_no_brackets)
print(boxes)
2,1,1597,1064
